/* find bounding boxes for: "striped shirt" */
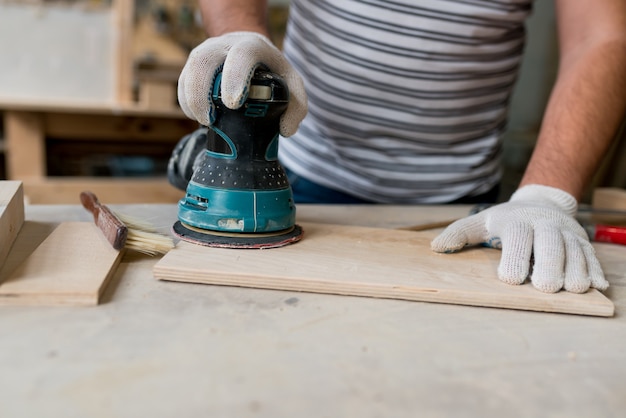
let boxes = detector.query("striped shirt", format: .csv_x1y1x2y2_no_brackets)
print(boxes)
278,0,534,203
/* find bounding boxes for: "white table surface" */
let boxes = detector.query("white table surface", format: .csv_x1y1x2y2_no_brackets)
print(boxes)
1,204,625,418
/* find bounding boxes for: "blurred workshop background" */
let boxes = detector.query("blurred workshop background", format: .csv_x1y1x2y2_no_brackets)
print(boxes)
0,0,623,204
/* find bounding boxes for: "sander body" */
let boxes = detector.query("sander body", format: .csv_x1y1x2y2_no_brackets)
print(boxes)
173,69,303,248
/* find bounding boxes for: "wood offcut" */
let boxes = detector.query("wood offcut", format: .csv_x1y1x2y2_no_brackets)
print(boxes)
0,222,123,306
0,181,24,269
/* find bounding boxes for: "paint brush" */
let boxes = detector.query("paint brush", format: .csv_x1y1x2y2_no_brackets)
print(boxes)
80,191,174,256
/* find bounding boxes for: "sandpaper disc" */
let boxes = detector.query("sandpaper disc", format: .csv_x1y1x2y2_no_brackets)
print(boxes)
173,221,304,249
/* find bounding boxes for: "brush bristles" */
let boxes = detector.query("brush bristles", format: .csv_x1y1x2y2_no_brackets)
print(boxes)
116,213,159,233
116,213,175,255
126,229,175,256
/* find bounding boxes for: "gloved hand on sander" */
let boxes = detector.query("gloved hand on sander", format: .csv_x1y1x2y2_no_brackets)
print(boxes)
177,31,307,136
431,184,609,294
170,31,308,189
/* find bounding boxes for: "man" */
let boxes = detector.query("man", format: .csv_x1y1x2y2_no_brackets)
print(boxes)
172,0,626,294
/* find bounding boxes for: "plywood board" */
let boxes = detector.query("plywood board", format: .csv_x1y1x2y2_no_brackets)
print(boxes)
0,181,24,269
0,222,123,306
154,222,614,317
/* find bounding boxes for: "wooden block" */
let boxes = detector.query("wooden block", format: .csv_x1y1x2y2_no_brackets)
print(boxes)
591,188,626,225
153,222,615,317
113,0,135,105
0,181,24,269
0,222,123,306
592,188,626,211
139,80,177,110
4,111,46,179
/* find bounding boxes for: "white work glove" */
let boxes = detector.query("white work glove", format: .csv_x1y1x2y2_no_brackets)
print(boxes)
177,31,308,137
431,185,609,294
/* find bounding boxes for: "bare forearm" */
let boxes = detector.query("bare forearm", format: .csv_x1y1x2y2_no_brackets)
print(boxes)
520,0,626,200
199,0,269,37
521,40,626,199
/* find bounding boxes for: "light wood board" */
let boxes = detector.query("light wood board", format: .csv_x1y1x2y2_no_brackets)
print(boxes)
0,222,123,306
592,187,626,224
154,222,614,317
0,181,24,269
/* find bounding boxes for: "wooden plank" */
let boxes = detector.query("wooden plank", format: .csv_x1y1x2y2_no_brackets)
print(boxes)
22,177,183,204
113,0,135,105
139,81,177,110
0,181,24,269
0,222,123,306
4,111,46,179
593,188,626,211
154,222,615,317
591,188,626,224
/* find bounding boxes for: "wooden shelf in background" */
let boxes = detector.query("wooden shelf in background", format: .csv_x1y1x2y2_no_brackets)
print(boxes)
1,106,196,203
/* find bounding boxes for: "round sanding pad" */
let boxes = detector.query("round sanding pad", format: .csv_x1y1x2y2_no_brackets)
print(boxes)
173,221,304,249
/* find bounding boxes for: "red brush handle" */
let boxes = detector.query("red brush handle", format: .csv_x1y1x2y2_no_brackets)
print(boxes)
593,224,626,246
80,191,128,250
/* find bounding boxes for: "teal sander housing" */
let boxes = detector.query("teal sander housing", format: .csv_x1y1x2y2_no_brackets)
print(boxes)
172,69,303,248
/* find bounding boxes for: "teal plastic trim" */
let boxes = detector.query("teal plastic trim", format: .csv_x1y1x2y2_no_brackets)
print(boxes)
212,73,222,101
207,126,237,159
178,182,296,233
265,134,280,161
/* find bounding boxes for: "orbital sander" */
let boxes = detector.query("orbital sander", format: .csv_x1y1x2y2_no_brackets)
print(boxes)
171,68,303,249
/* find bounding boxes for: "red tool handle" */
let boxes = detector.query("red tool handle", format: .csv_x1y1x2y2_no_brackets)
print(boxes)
80,191,128,250
592,224,626,246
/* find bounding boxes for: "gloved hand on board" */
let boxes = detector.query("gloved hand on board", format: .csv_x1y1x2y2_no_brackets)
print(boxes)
177,31,308,137
431,184,609,293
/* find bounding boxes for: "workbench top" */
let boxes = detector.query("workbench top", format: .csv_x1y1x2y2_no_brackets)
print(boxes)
2,204,625,417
